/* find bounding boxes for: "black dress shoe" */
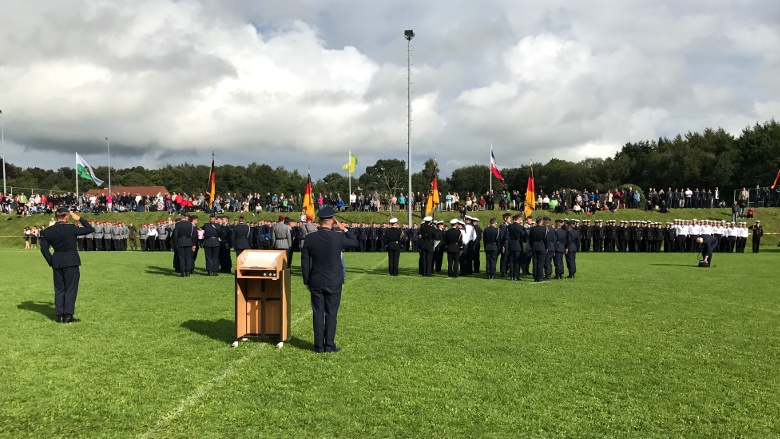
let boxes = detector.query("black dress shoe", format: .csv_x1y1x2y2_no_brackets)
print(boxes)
181,272,186,277
62,315,81,323
325,347,341,353
56,315,65,323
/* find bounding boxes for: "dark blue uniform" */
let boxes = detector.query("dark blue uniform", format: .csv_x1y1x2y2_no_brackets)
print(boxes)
482,224,500,279
231,222,251,257
202,221,221,275
301,226,359,353
39,216,94,322
565,226,580,278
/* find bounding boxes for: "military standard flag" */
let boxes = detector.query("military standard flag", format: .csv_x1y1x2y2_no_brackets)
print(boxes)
205,156,216,208
425,177,440,216
303,170,315,219
524,167,535,218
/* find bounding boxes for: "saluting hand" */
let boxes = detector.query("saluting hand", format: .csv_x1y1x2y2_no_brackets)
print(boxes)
70,212,81,222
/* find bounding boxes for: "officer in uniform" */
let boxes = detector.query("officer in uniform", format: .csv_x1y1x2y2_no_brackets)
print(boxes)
218,216,233,273
232,216,251,258
383,218,403,276
751,220,763,252
497,213,511,278
553,219,567,279
301,207,359,353
543,216,556,280
202,215,221,276
174,215,198,276
93,221,103,251
565,220,580,278
507,214,525,281
418,216,436,277
444,218,464,278
470,217,482,274
481,217,498,279
528,216,549,282
39,207,94,323
433,221,446,273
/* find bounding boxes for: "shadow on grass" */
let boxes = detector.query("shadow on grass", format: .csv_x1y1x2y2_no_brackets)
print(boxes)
286,337,315,351
346,266,423,277
181,318,234,343
146,264,210,277
17,300,57,321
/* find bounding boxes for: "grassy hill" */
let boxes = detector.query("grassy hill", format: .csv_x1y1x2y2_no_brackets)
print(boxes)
3,207,779,248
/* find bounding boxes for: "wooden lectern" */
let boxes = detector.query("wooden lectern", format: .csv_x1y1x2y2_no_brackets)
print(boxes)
235,250,291,345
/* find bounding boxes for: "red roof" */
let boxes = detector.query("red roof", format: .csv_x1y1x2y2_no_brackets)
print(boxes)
85,186,170,196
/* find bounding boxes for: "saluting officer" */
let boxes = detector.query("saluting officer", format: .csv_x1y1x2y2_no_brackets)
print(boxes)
39,207,94,323
553,219,567,279
507,214,525,281
418,216,436,277
565,220,580,278
301,207,359,353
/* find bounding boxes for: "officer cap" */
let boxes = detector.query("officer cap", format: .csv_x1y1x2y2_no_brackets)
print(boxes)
554,219,563,224
306,215,313,221
535,216,543,223
543,216,551,221
278,215,286,221
755,220,760,222
317,207,336,220
210,213,216,218
56,206,69,213
423,216,433,222
389,218,398,224
450,218,459,225
471,217,479,222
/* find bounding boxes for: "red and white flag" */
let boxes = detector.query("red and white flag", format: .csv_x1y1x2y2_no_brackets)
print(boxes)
490,147,504,183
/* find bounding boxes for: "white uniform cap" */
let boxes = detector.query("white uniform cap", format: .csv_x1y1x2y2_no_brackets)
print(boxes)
423,216,433,222
450,219,459,225
389,218,398,224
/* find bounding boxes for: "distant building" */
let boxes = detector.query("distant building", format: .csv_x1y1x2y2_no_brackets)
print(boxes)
85,186,170,197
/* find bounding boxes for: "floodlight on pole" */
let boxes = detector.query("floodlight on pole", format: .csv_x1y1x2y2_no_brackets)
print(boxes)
405,29,414,226
1,109,5,195
105,137,111,194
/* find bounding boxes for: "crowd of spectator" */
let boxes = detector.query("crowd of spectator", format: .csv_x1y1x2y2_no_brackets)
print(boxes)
3,184,780,218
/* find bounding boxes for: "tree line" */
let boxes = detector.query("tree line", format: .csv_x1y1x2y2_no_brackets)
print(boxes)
3,119,779,201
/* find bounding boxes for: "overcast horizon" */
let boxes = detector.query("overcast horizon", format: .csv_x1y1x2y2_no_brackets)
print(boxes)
1,0,778,178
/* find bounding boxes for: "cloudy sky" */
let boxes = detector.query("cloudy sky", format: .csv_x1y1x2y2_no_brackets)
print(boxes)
1,0,778,184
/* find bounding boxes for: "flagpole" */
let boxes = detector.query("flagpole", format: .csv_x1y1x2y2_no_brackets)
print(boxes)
105,137,111,195
348,150,352,204
75,153,79,209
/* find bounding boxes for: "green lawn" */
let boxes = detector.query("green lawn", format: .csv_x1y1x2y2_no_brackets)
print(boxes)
2,249,779,438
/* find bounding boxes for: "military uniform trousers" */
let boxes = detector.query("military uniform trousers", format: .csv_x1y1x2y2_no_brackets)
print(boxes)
544,250,554,277
532,249,546,281
485,250,498,277
565,250,577,277
387,248,401,276
53,266,80,317
499,249,509,277
447,251,460,278
470,244,480,273
554,251,565,277
203,239,220,273
310,285,342,353
178,245,193,273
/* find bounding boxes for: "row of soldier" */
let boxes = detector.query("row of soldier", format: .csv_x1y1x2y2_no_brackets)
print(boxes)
572,218,762,253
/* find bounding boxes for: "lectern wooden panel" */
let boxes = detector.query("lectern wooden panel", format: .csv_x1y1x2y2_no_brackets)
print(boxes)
235,250,291,343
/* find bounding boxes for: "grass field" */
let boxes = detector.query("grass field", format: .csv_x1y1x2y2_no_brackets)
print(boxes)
2,248,779,438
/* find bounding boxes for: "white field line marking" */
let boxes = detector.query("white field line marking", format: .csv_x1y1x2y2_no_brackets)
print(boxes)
140,257,387,438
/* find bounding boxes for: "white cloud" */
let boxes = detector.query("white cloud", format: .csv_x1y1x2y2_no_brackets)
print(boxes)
0,0,778,180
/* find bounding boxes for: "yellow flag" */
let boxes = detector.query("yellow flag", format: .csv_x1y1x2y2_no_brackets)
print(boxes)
342,151,358,174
